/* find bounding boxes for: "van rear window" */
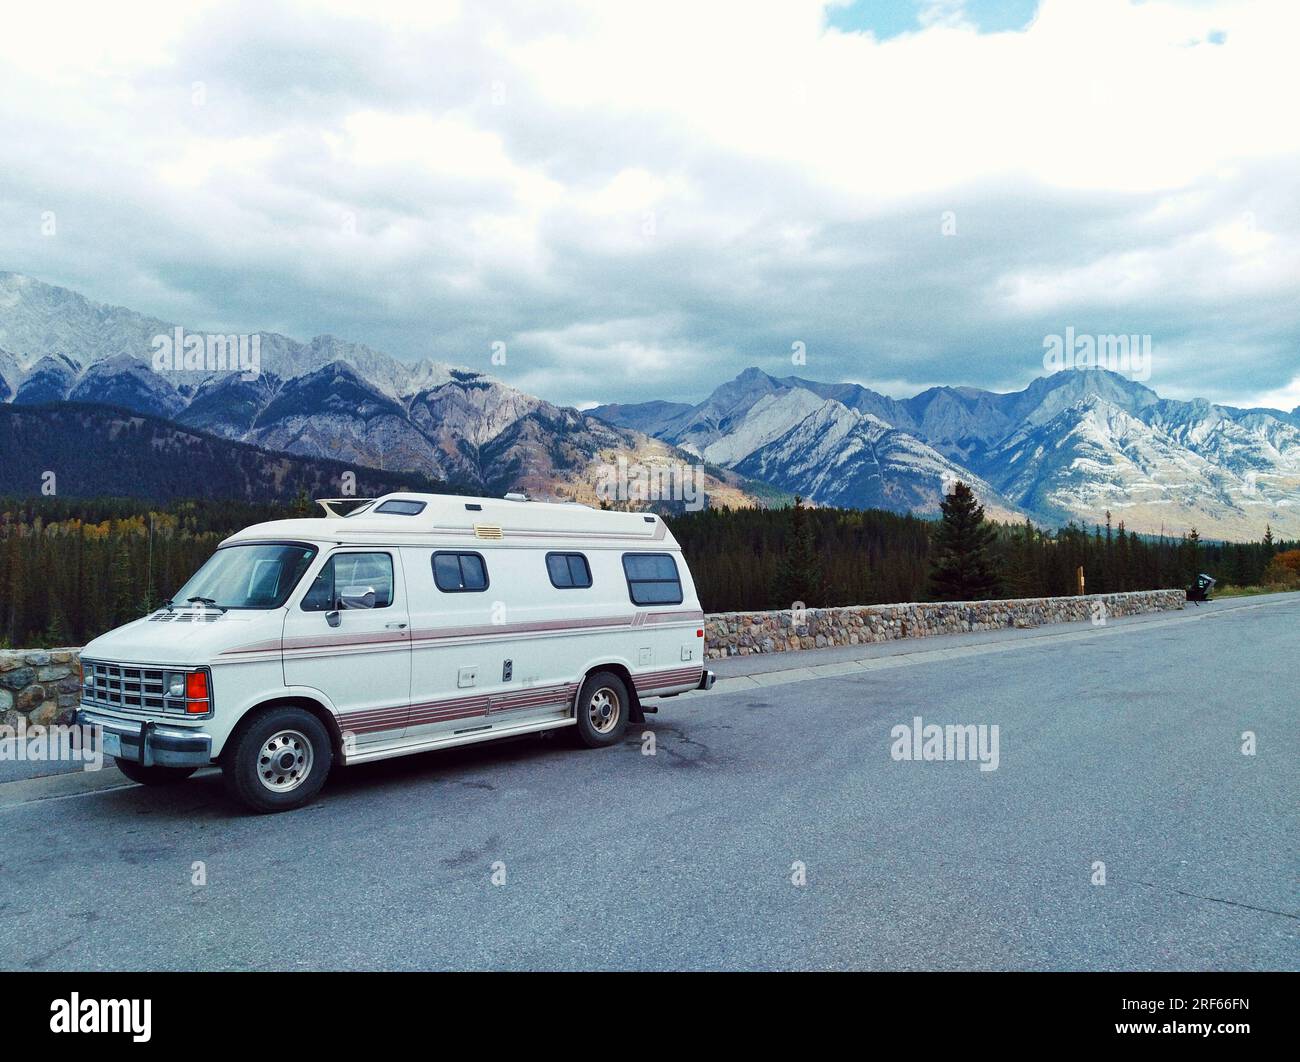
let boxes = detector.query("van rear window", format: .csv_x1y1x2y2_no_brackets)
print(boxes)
546,552,592,589
433,551,489,592
622,553,683,606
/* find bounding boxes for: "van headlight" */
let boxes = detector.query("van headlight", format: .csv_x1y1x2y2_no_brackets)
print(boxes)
164,669,213,716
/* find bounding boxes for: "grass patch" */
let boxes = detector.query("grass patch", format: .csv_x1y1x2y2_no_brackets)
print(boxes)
1212,583,1291,598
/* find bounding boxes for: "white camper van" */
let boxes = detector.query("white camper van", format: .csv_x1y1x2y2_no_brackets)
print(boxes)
77,493,715,812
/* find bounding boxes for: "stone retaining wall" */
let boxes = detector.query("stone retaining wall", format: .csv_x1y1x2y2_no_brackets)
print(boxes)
0,591,1185,721
702,590,1186,659
0,649,83,728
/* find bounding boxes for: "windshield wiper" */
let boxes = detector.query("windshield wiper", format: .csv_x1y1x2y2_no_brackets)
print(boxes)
186,596,228,613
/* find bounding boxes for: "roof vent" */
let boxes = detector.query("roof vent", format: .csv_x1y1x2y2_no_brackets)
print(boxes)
474,523,504,540
503,492,528,502
316,498,375,518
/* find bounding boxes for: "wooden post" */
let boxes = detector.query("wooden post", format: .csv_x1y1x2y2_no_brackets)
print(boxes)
1076,565,1086,595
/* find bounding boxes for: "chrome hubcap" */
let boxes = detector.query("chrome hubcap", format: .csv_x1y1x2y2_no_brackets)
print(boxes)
257,729,313,793
588,687,621,735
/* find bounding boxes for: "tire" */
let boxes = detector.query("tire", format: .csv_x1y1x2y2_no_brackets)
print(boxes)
114,758,197,786
573,671,630,748
221,706,333,813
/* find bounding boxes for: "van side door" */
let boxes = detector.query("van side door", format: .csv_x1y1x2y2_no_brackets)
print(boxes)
404,545,601,743
283,549,412,747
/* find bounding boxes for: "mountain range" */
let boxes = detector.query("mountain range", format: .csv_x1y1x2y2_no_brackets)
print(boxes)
2,270,1298,539
0,272,758,510
594,368,1300,539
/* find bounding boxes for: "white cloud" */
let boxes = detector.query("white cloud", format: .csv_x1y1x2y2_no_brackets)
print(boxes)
0,1,210,78
1244,375,1300,412
0,0,1296,409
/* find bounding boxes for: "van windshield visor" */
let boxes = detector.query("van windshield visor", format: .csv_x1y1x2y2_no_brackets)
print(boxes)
172,544,318,610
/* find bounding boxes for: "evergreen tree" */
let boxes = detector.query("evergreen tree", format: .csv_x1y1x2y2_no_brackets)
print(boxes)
1179,528,1201,585
1116,522,1132,588
772,496,823,606
1002,518,1039,597
1230,543,1250,587
43,609,69,648
109,540,135,626
4,532,24,645
928,481,1000,601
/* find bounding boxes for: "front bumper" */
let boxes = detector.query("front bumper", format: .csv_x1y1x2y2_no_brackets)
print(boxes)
76,708,213,768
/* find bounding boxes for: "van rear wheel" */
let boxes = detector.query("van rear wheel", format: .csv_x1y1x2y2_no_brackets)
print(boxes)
573,671,629,748
222,706,332,813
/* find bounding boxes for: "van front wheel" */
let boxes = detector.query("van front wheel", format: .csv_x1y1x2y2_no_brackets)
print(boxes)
222,706,332,813
574,671,629,748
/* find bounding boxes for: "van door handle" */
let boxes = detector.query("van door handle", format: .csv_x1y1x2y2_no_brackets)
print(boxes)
385,622,408,629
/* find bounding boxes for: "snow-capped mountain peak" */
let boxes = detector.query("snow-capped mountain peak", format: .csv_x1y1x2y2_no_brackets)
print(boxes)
594,364,1300,537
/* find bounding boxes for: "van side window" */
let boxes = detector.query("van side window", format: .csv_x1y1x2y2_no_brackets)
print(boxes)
432,551,489,592
301,553,394,611
546,552,592,589
622,553,683,606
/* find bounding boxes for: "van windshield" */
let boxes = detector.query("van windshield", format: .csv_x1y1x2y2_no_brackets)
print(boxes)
172,544,318,610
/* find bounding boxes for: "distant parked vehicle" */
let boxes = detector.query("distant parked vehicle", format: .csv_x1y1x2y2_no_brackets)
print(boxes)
77,493,714,812
1186,573,1216,603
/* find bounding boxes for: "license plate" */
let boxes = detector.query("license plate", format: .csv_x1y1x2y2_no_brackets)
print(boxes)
102,731,122,759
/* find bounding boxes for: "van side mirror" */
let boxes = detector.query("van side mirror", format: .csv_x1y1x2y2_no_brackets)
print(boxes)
324,586,376,626
337,586,377,610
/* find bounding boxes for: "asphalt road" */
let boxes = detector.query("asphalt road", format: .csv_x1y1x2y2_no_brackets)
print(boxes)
1,593,1295,970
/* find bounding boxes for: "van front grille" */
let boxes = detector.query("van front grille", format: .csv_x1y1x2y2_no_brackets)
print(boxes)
82,661,184,715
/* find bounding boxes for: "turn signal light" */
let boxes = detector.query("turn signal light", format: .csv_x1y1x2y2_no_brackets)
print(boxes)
185,670,210,713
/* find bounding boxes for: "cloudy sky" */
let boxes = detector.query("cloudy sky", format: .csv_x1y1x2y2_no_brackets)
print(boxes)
1,0,1297,410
